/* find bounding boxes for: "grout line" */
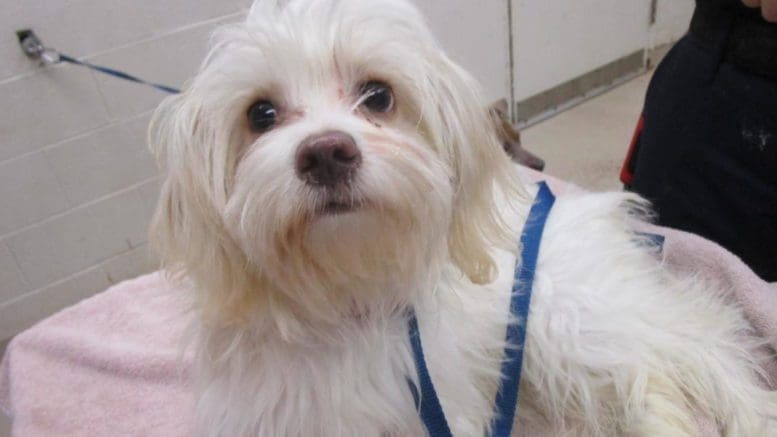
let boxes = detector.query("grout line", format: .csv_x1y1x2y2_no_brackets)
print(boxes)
83,11,248,62
0,11,247,87
0,242,148,313
0,110,153,168
0,176,160,241
0,240,31,294
40,145,77,209
0,59,63,87
0,11,248,87
88,67,116,123
0,10,250,166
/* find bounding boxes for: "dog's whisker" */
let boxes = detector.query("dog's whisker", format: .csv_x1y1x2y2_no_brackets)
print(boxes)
350,89,377,112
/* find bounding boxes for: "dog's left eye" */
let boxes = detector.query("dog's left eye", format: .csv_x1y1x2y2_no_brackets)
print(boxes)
359,81,394,113
247,101,277,132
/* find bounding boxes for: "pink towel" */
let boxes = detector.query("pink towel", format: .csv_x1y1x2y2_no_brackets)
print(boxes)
2,170,775,436
0,273,196,436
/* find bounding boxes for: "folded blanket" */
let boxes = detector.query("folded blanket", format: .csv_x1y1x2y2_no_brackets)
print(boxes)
2,170,775,436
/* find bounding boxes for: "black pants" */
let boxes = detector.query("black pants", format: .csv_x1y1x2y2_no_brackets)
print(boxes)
630,33,777,282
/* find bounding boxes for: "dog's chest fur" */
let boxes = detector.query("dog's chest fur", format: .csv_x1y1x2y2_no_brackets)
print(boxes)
195,261,518,436
194,205,526,437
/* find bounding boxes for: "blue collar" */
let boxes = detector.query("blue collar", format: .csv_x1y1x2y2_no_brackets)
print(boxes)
407,181,556,437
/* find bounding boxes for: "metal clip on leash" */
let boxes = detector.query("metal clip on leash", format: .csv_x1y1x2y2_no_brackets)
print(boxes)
16,29,180,94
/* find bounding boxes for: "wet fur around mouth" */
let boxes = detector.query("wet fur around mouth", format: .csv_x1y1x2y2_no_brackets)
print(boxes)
321,200,363,214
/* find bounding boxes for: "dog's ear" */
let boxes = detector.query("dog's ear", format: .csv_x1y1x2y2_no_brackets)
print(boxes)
490,98,509,117
486,98,547,171
148,93,251,317
489,98,520,147
149,94,219,275
420,57,522,285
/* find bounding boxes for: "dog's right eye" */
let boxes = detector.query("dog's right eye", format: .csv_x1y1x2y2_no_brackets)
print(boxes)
247,101,277,132
359,81,394,114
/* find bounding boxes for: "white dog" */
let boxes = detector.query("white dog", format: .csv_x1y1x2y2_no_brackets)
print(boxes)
150,0,776,435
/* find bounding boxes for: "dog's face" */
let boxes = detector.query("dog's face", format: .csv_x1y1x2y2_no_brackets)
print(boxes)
151,0,519,327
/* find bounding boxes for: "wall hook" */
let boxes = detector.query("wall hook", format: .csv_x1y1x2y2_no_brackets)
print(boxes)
16,29,60,64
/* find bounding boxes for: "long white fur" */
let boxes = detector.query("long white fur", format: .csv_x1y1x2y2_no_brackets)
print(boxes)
149,0,777,435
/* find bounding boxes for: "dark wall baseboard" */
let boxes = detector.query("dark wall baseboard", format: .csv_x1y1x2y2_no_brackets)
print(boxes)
515,50,646,125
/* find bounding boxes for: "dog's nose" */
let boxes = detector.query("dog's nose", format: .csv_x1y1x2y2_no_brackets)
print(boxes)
295,131,361,187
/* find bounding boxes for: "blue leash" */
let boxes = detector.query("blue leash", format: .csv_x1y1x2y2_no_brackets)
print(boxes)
16,30,180,94
408,310,454,437
408,181,556,437
490,181,555,436
58,54,181,94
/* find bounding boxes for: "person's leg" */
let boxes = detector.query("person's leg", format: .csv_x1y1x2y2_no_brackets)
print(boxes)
630,33,777,281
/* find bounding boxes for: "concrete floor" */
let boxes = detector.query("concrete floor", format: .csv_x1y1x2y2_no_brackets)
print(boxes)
522,72,652,191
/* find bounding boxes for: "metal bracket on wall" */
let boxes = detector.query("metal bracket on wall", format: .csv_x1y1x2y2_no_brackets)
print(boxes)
16,29,59,64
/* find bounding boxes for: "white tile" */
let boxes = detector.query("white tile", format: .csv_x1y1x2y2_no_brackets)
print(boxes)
0,241,29,304
124,113,154,146
103,245,157,285
232,0,254,10
0,65,109,162
6,185,152,290
137,178,162,219
0,34,33,82
0,152,70,235
87,188,152,254
0,266,110,341
44,119,156,206
92,17,239,120
142,0,246,35
124,114,158,177
0,0,244,81
6,206,107,290
414,0,511,102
